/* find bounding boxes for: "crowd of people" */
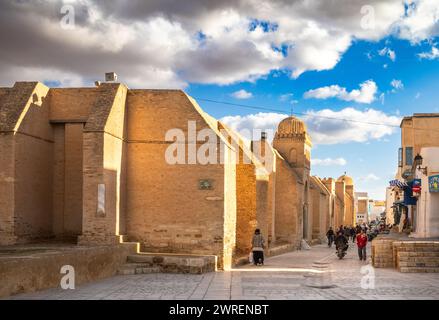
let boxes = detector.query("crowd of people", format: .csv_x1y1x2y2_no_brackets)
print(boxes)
249,222,378,266
326,223,370,261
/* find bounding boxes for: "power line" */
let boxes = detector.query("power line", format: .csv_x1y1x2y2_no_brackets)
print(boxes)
194,97,401,128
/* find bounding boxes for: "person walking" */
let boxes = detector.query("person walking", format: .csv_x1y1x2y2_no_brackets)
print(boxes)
251,229,265,266
350,226,356,243
356,229,368,261
355,224,362,235
337,225,344,234
326,227,335,247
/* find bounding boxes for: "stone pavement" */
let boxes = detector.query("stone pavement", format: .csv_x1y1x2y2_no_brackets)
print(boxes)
8,244,439,300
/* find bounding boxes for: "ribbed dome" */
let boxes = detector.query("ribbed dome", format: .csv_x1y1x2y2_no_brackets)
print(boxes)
277,116,307,135
337,174,353,185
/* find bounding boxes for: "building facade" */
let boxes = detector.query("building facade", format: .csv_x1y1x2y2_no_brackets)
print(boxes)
355,192,369,224
389,113,439,236
0,81,341,269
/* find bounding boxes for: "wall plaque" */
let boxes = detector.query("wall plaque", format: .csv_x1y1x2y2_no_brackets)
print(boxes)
199,179,213,190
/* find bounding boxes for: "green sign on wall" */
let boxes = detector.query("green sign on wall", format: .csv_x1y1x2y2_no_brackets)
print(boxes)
429,175,439,193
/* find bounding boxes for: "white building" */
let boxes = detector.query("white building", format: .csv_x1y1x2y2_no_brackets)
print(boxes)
354,192,369,224
411,147,439,238
369,200,385,222
385,187,396,225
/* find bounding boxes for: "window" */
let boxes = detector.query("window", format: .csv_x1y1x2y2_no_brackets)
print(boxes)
289,148,297,165
405,147,413,166
398,148,403,167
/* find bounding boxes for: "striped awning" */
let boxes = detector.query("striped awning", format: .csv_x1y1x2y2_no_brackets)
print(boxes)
389,179,408,188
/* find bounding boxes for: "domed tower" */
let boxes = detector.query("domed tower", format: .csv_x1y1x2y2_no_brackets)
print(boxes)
337,173,354,197
337,174,353,186
273,116,312,171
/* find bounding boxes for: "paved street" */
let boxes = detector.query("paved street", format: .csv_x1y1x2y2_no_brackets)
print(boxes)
9,244,439,300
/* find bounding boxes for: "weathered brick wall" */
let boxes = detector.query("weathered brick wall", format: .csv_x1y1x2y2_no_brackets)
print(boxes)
304,179,313,242
311,184,321,240
0,133,16,245
52,124,65,237
321,193,330,238
223,148,237,270
274,156,299,245
344,187,355,227
266,172,276,246
14,133,54,241
49,88,98,122
235,162,257,255
0,86,16,244
79,83,128,245
256,175,270,247
0,243,138,298
63,123,84,236
372,238,396,268
125,90,236,269
0,82,53,243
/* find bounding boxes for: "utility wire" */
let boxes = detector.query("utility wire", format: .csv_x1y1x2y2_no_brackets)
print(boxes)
194,97,402,128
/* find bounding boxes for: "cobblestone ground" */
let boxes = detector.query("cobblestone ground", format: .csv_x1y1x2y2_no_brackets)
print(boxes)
9,244,439,300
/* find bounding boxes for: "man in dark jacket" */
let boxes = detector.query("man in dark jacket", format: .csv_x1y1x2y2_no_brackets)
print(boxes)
350,227,356,243
251,229,265,266
326,227,335,247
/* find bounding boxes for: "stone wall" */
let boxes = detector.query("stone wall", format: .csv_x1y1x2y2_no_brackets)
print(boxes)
0,243,137,298
0,82,53,243
124,90,236,269
0,133,16,244
63,123,84,237
49,88,98,122
79,83,128,245
274,156,299,245
371,237,396,268
235,162,257,255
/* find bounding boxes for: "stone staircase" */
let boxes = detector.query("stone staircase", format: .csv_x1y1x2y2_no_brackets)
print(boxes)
116,235,217,275
396,242,439,273
117,253,217,275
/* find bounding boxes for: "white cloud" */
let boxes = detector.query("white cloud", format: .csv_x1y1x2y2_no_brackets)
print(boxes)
220,107,401,145
312,158,347,166
231,89,253,99
379,93,385,105
378,47,396,61
396,0,439,43
220,112,287,141
303,80,378,104
415,92,421,99
359,173,381,181
279,93,299,105
418,46,439,59
390,79,404,92
303,107,401,144
279,93,294,102
1,0,438,87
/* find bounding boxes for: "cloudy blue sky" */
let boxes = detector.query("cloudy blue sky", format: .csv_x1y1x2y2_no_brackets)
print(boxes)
1,0,439,199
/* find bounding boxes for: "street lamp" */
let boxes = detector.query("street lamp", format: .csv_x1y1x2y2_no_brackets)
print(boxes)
414,154,428,175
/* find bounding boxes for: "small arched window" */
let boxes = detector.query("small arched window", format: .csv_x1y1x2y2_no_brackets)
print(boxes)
289,148,297,164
